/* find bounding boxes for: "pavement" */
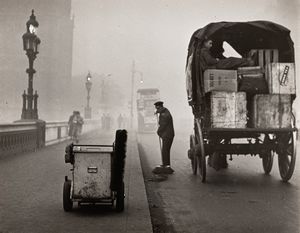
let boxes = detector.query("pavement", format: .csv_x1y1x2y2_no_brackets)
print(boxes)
0,129,152,233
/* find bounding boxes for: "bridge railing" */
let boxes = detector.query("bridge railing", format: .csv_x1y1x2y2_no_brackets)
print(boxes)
45,119,101,146
0,122,39,156
0,119,101,156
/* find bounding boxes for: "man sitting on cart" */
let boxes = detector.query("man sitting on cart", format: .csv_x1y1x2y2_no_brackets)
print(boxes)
200,38,255,71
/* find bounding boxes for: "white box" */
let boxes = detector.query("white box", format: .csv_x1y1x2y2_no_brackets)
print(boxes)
252,94,291,128
203,69,237,93
209,91,247,128
266,63,296,94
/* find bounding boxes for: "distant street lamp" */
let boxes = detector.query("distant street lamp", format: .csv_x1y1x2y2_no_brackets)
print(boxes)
100,73,112,108
21,9,41,120
84,72,92,119
130,60,143,128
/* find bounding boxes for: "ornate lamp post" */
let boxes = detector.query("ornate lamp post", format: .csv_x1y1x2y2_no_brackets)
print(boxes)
21,10,41,120
84,72,92,119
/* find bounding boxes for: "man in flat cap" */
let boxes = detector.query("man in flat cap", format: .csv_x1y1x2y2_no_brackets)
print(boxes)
153,101,175,174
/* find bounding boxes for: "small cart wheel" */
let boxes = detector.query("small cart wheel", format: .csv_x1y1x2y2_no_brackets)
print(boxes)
278,132,297,182
262,135,274,175
196,120,206,183
189,135,198,175
116,182,125,212
63,180,73,212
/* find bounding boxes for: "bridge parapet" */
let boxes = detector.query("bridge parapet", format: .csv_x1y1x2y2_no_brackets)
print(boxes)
0,122,38,156
0,119,101,157
45,119,101,146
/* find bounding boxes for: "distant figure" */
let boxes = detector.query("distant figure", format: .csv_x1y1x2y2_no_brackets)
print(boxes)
152,101,175,175
106,113,111,130
70,111,84,143
117,114,123,128
68,111,76,138
75,111,84,136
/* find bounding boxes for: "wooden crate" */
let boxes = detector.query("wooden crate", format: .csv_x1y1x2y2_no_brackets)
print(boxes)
203,69,237,93
249,49,279,69
237,66,264,76
266,63,296,94
252,94,291,128
207,91,247,128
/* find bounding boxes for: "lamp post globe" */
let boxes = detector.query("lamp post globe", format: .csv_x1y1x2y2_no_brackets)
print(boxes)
21,9,41,120
84,72,92,119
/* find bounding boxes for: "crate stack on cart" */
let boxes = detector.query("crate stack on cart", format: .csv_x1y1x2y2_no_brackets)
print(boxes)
203,49,296,129
187,21,297,183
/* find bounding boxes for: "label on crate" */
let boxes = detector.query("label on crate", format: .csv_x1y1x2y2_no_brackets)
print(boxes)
279,65,289,86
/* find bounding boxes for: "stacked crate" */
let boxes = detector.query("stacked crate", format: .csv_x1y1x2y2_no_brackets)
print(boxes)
203,49,295,129
249,49,279,70
252,62,295,128
203,69,247,128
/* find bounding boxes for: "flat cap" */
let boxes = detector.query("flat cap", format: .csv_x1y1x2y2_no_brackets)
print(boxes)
154,101,163,106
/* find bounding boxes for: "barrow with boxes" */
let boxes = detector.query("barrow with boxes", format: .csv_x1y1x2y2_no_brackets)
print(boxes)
186,21,297,182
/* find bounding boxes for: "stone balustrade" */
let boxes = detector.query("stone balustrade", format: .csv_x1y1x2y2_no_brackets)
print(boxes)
0,119,101,157
0,122,38,156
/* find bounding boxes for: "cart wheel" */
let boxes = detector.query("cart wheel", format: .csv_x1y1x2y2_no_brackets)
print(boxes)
63,180,73,212
262,135,274,174
278,132,297,182
189,135,198,175
196,120,206,183
198,129,206,183
116,182,125,212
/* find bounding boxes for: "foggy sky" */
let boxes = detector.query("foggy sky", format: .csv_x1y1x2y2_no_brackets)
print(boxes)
71,0,299,121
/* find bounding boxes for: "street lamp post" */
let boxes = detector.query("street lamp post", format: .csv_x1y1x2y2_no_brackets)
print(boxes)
84,72,92,119
100,73,112,109
21,9,41,120
130,61,143,129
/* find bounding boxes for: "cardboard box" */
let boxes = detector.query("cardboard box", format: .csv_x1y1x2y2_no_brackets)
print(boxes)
252,94,291,128
203,69,237,93
207,91,247,128
266,63,296,94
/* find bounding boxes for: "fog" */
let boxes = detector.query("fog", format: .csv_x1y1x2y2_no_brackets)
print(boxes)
71,0,299,128
0,0,299,129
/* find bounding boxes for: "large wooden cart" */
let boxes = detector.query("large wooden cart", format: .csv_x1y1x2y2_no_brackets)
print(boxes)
186,21,297,182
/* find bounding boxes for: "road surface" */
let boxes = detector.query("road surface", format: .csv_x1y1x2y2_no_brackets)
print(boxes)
138,130,300,233
0,130,151,233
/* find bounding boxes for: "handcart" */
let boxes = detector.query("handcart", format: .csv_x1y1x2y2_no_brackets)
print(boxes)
63,130,127,211
186,21,297,183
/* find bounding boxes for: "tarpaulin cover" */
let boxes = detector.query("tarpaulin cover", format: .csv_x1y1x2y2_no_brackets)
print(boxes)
186,20,295,108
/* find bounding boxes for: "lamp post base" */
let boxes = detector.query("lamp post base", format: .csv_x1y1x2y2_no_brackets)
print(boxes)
84,107,92,119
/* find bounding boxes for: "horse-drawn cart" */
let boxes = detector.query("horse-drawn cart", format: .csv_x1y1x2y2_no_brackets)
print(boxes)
186,21,297,182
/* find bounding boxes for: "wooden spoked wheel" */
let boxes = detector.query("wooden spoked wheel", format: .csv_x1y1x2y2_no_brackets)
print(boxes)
189,135,198,175
262,134,274,175
278,132,296,182
196,120,206,183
